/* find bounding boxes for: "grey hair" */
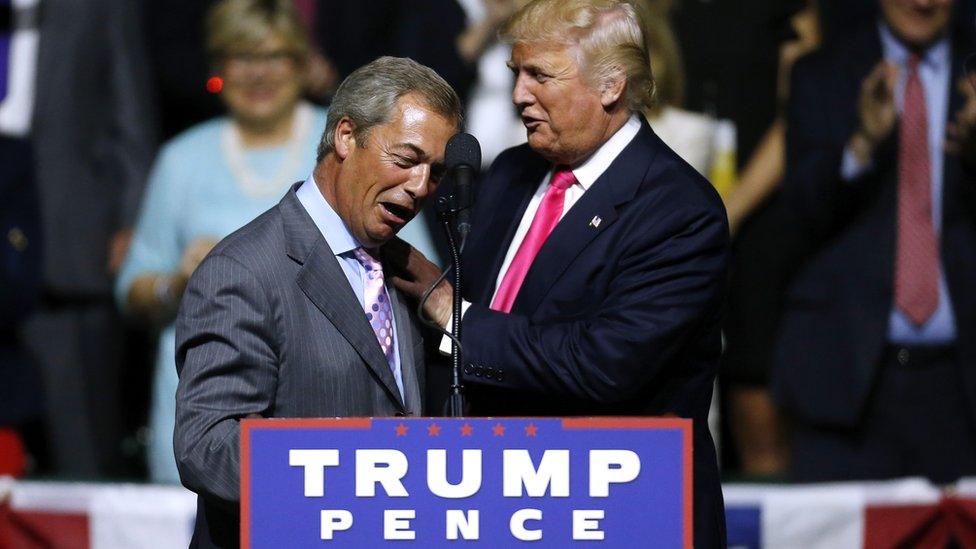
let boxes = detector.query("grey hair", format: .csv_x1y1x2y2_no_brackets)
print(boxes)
317,56,462,162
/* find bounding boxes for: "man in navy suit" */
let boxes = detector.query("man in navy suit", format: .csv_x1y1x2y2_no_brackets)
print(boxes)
774,0,976,482
391,1,729,544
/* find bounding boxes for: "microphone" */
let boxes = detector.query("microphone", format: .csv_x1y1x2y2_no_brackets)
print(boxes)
444,133,482,239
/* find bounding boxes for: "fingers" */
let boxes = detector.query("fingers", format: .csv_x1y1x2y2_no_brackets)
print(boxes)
945,121,960,155
381,237,434,269
860,61,897,108
389,274,427,302
388,274,415,295
881,62,898,97
862,61,892,101
389,273,442,305
857,61,899,145
957,77,976,118
382,239,422,281
383,236,410,256
946,79,976,156
958,76,976,100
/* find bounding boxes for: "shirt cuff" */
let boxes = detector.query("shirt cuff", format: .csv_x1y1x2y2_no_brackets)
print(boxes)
840,145,872,182
438,300,473,355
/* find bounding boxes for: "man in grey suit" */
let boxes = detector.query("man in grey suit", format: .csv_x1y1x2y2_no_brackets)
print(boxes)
13,0,157,477
174,56,460,548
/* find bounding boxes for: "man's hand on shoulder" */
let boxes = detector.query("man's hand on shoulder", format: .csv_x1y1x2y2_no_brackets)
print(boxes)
384,237,454,326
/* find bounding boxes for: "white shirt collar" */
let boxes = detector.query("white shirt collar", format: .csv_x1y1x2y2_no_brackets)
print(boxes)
568,114,642,191
296,174,362,256
878,22,950,71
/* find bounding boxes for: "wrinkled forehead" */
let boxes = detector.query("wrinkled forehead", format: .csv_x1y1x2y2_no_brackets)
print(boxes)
508,40,583,71
383,97,456,160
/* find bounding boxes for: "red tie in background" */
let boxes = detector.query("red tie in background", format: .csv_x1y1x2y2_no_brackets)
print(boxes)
491,168,577,313
894,54,941,326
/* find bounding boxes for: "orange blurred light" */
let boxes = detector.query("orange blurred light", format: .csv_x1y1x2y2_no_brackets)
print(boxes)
206,76,223,94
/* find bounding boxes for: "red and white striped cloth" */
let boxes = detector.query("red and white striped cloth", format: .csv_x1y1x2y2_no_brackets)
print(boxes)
3,477,976,548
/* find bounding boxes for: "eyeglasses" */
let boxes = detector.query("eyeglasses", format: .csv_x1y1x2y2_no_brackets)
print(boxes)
222,50,300,76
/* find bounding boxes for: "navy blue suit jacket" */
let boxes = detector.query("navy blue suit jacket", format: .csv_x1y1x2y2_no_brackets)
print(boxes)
457,119,729,546
0,137,43,426
774,24,976,428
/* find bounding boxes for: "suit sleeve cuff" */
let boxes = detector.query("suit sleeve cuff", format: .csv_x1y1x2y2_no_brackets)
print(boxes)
840,145,872,182
438,300,473,355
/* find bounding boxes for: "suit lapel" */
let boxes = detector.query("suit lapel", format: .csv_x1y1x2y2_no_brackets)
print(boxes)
512,123,658,315
388,284,422,415
280,187,406,412
859,28,896,299
465,154,549,303
940,27,975,302
943,27,976,205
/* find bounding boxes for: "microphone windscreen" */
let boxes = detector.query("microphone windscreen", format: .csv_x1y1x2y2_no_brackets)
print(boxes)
445,132,482,171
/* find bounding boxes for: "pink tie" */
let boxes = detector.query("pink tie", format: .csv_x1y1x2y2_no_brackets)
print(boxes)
894,55,940,326
491,168,577,313
353,248,396,368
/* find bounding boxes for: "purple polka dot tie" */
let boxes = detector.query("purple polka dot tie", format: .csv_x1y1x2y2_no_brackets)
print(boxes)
353,248,396,369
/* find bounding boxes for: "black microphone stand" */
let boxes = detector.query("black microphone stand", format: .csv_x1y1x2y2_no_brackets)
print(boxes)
436,195,466,417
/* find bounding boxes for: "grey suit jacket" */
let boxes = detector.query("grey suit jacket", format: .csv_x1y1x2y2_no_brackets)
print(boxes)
33,0,157,295
174,185,425,509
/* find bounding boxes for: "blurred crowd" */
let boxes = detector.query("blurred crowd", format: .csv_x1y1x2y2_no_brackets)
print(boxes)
2,0,976,487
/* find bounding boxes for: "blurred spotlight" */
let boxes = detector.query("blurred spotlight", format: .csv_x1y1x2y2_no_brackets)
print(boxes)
206,76,223,94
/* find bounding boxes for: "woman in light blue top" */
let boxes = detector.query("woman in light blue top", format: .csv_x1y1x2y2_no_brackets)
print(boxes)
116,0,325,483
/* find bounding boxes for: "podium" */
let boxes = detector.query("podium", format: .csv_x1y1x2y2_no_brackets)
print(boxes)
241,417,692,548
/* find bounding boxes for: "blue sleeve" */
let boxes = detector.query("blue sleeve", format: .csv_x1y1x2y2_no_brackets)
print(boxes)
114,142,186,310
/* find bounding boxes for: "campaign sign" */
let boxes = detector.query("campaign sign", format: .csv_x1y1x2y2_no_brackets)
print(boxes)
241,417,692,548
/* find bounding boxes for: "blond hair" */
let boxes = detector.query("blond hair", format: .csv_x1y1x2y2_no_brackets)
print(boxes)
501,0,655,112
634,0,684,112
206,0,309,60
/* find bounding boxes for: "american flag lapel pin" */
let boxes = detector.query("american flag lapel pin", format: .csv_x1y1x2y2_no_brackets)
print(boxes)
589,215,602,228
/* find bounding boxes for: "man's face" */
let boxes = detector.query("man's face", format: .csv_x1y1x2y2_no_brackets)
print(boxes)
331,94,455,248
508,41,613,165
880,0,953,48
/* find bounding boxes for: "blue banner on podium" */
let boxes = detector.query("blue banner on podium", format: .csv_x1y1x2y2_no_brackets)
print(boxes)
242,417,691,548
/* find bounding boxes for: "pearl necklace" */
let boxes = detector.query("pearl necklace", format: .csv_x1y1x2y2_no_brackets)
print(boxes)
222,101,314,197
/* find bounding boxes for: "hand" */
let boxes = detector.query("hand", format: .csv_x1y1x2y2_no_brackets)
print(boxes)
383,238,453,327
850,61,898,162
945,77,976,170
180,237,219,280
107,229,133,275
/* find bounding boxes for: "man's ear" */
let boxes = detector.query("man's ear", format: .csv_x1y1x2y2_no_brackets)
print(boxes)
334,117,357,160
600,70,626,108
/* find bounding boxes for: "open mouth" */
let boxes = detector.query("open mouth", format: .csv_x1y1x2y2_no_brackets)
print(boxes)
380,202,414,224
